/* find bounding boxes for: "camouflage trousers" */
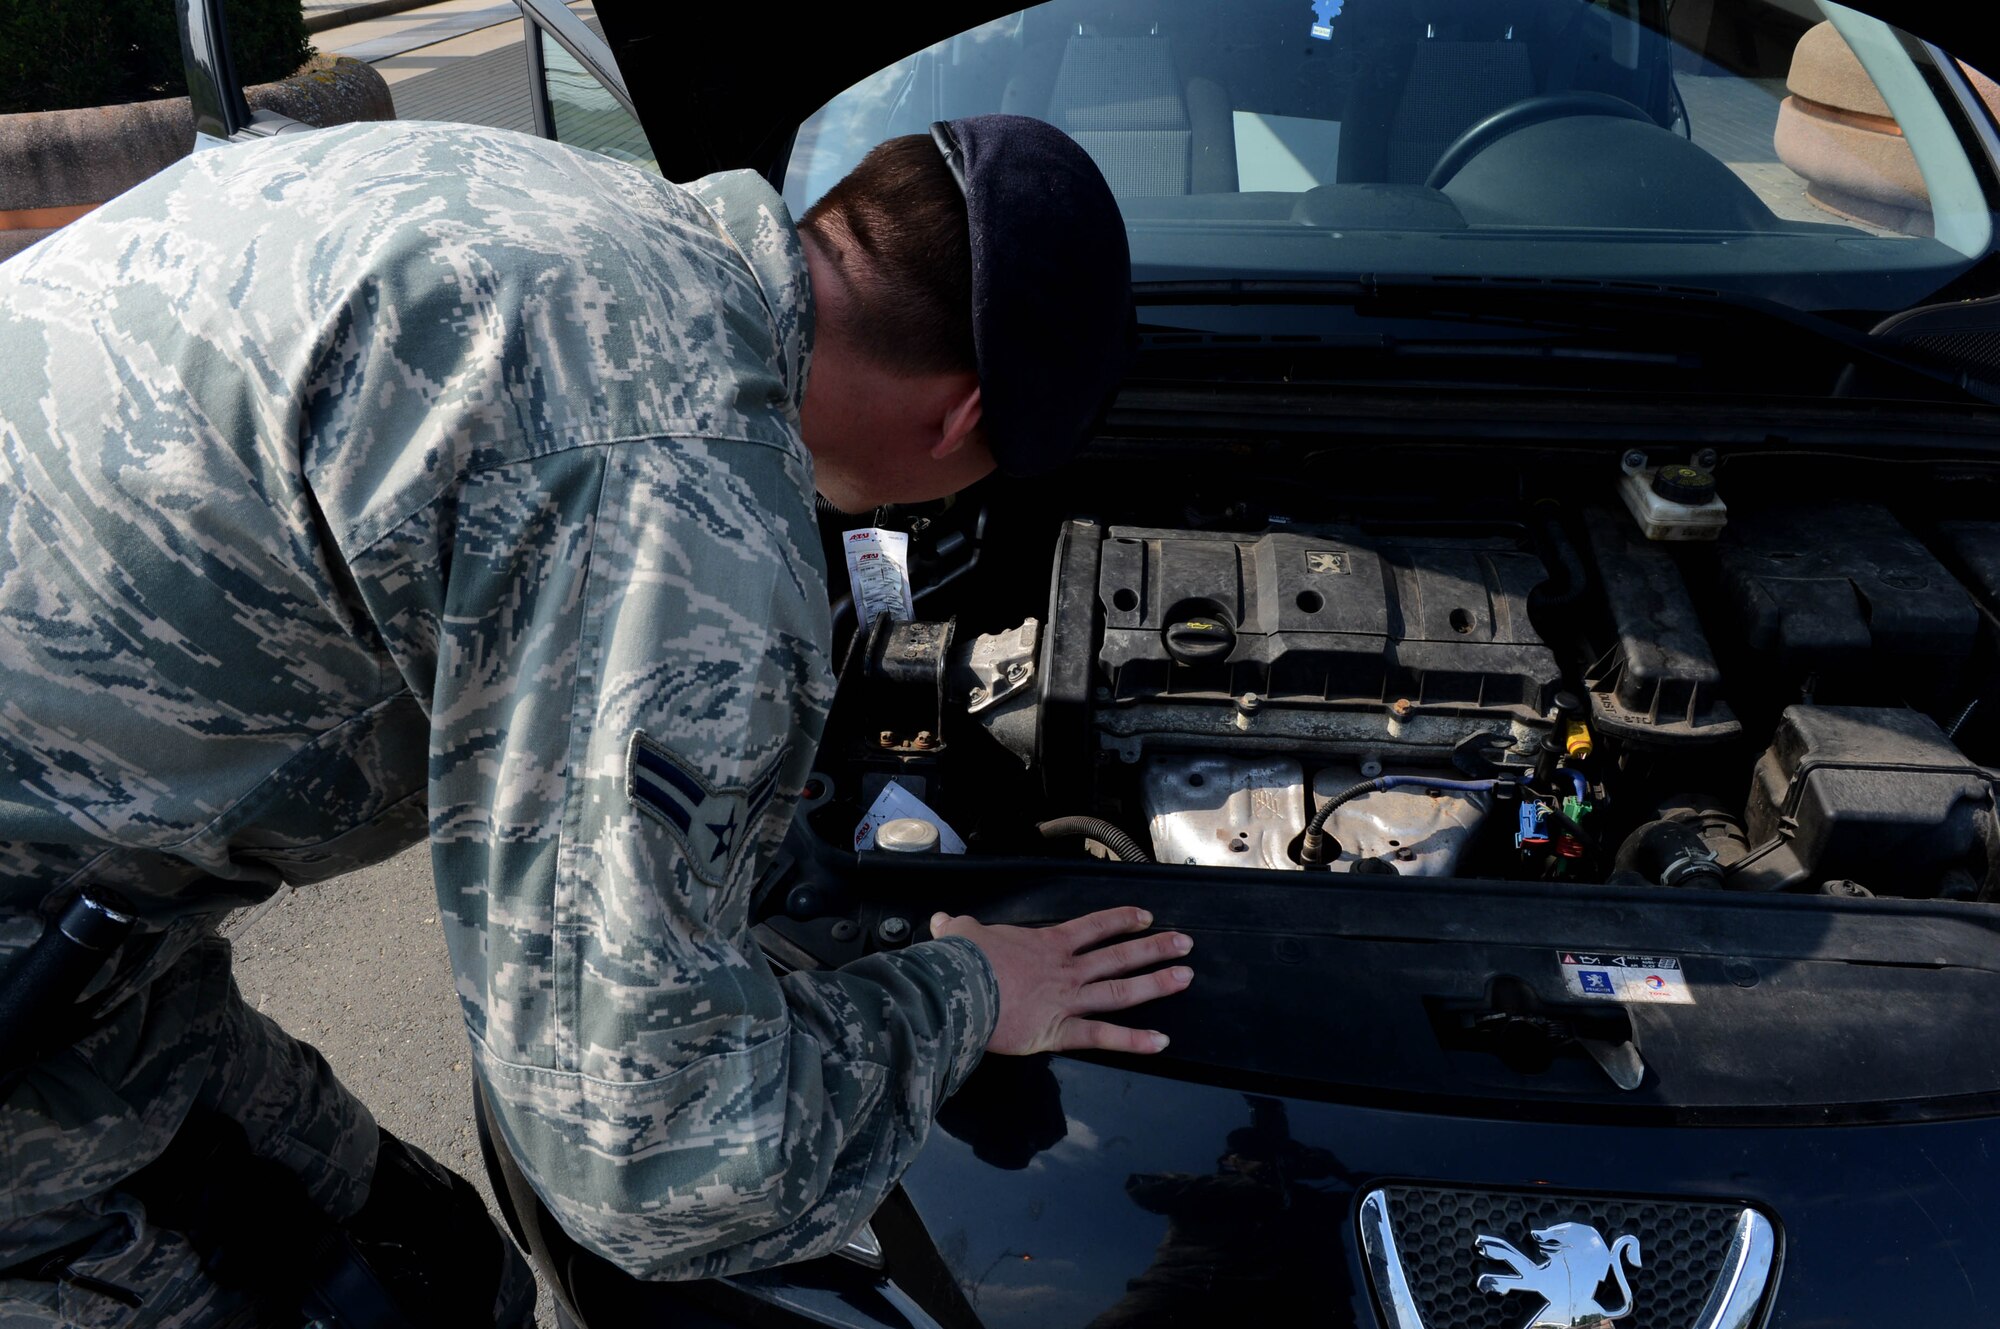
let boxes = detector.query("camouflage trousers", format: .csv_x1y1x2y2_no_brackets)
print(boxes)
0,940,379,1328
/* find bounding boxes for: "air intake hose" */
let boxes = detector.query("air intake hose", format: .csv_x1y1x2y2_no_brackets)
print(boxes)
1613,819,1724,888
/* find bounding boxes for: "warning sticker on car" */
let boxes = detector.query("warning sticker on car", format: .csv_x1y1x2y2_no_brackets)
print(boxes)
1557,951,1695,1004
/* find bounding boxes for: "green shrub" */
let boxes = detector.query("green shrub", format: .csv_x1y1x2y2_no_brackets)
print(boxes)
0,0,312,115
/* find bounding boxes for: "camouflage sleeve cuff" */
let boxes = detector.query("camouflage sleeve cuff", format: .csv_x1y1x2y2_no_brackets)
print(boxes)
891,933,999,1099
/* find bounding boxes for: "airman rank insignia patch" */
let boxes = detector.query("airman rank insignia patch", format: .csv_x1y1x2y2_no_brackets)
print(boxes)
627,732,785,885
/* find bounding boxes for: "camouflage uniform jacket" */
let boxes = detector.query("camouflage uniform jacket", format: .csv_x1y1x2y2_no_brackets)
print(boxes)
0,122,998,1276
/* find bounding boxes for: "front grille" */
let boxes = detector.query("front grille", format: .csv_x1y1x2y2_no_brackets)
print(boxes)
1380,1186,1744,1329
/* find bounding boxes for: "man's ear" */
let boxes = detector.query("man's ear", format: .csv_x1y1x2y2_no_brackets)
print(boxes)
931,381,983,460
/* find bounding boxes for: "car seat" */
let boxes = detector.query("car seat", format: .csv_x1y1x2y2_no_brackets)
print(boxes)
1004,14,1237,195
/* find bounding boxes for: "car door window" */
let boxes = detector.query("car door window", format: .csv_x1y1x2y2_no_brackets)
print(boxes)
534,27,656,171
518,0,657,173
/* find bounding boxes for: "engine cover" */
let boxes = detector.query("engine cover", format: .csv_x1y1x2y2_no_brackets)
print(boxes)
1065,524,1562,763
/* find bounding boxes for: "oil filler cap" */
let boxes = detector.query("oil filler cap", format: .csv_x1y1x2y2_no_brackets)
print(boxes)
1164,618,1236,666
1651,464,1717,505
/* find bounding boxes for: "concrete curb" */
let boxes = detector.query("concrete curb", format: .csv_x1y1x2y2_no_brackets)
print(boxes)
0,56,395,262
305,0,459,35
252,53,399,128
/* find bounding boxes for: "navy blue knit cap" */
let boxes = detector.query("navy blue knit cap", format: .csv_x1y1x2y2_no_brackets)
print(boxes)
930,115,1135,477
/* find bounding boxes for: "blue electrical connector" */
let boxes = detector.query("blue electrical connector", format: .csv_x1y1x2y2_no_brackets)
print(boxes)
1516,801,1551,849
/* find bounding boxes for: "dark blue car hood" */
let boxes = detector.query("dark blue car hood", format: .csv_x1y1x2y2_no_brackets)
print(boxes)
895,1055,2000,1328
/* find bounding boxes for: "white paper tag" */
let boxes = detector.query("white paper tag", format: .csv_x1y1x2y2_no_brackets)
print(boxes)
1558,951,1696,1004
855,780,966,854
842,527,913,625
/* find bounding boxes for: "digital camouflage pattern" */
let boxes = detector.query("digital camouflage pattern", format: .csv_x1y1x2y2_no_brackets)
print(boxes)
0,120,998,1298
0,949,380,1326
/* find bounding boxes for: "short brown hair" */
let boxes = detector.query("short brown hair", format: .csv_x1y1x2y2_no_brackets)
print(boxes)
801,135,975,377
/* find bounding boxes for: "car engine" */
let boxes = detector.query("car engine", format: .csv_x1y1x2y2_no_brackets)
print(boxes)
797,448,2000,903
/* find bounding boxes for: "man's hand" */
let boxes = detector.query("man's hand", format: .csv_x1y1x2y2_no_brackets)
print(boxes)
931,907,1192,1056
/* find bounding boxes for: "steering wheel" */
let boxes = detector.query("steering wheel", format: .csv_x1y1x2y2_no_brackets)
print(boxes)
1424,92,1656,191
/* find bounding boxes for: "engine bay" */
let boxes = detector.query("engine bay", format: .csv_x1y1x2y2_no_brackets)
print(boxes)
792,443,2000,905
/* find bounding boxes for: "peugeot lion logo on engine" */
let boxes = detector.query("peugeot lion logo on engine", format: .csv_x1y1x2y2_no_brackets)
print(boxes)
1473,1222,1643,1329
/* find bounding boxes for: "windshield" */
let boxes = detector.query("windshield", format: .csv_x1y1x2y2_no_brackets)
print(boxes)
784,0,1999,315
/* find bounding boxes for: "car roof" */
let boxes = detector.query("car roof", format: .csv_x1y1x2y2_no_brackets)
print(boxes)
589,0,1995,184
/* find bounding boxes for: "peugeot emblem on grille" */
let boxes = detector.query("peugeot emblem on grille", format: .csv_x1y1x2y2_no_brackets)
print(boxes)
1473,1223,1640,1328
1356,1188,1781,1329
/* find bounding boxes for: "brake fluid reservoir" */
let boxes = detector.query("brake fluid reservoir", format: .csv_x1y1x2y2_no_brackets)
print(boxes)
1617,457,1727,540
